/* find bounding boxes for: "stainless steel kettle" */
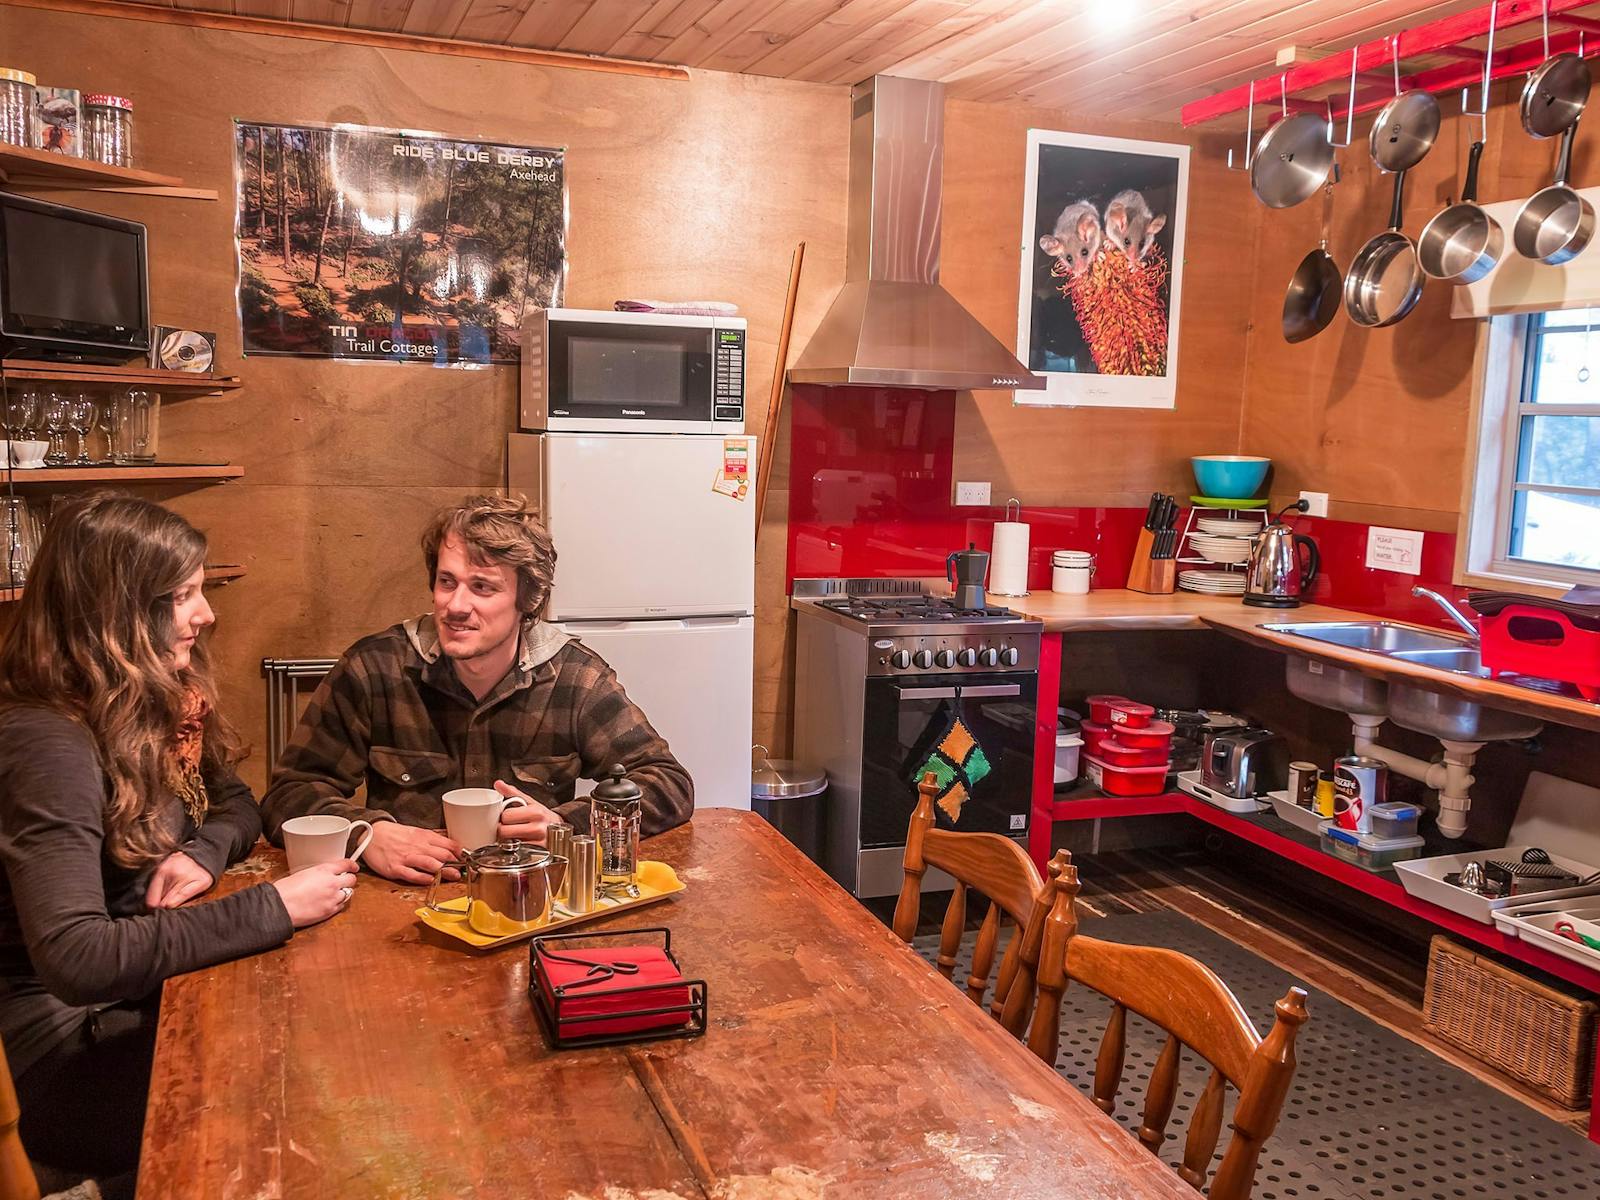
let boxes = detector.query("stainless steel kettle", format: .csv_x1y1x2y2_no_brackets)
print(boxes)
425,840,568,937
1243,516,1320,608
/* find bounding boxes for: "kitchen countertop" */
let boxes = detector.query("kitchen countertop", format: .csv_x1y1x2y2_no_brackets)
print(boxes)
1014,589,1600,735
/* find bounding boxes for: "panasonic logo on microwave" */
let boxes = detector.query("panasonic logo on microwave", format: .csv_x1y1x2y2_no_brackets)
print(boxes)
622,409,647,416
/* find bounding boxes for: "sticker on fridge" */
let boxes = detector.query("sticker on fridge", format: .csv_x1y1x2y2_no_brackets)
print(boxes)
712,438,750,500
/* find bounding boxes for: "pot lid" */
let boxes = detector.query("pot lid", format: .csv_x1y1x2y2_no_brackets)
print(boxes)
1250,113,1334,209
466,840,552,870
592,763,643,804
752,759,827,799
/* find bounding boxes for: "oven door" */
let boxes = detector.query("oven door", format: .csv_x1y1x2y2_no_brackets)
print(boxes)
858,672,1037,849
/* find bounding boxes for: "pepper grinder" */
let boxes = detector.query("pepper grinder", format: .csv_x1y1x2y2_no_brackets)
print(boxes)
590,763,642,899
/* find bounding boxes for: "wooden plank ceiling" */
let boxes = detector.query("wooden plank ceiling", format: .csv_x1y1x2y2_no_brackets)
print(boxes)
111,0,1539,120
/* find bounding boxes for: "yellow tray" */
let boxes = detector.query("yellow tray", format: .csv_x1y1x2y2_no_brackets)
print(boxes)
415,860,685,951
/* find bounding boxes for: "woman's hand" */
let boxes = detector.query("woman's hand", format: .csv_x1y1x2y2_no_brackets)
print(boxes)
271,859,358,928
145,851,215,910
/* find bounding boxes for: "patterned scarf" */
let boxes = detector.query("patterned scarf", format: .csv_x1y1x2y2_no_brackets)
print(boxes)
168,686,210,826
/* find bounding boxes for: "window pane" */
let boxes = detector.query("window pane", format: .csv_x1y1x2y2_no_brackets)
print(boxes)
1529,324,1600,404
1537,306,1600,330
1510,488,1600,570
1515,414,1600,488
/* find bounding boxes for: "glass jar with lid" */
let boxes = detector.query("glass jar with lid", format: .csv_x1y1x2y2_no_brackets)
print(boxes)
83,94,133,167
0,68,36,148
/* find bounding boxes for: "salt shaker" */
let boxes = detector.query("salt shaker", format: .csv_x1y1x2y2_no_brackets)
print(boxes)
590,763,642,899
546,822,573,905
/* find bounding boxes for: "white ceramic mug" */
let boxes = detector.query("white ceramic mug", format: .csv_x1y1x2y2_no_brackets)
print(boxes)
282,814,374,874
442,788,528,851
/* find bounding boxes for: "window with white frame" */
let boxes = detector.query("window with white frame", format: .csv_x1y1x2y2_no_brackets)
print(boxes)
1468,309,1600,588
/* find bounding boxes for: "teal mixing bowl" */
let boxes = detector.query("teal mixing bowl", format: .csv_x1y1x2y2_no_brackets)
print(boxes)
1191,456,1270,499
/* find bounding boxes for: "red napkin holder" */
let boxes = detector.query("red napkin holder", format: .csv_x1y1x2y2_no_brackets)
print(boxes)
529,928,707,1049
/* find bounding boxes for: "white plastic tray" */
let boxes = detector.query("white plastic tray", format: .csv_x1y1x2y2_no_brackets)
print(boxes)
1176,769,1268,815
1393,846,1600,925
1492,901,1600,972
1266,790,1325,832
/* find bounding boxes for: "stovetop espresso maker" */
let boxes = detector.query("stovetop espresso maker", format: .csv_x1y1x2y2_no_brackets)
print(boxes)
947,543,990,610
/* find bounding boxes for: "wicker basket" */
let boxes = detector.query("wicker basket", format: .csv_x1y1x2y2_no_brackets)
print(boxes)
1423,935,1598,1108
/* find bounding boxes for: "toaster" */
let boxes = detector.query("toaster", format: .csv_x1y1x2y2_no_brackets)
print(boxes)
1202,728,1288,798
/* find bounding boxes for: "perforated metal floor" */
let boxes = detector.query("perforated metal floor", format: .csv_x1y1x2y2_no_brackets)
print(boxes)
914,910,1600,1199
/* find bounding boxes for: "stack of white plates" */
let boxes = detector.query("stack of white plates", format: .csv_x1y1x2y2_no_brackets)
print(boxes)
1179,570,1247,594
1188,533,1254,564
1196,516,1257,537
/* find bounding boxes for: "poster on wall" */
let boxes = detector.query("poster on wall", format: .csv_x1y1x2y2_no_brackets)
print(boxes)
234,121,566,366
1016,129,1189,408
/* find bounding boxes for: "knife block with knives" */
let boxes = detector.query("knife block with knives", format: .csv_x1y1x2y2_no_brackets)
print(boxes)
1126,492,1179,594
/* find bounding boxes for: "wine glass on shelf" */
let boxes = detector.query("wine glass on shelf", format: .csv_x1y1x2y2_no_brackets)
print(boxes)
66,393,95,466
42,390,72,466
3,387,40,440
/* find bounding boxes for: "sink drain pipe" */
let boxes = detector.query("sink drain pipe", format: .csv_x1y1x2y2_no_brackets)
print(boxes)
1349,714,1483,839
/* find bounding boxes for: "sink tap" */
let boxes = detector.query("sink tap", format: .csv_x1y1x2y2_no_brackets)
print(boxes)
1411,586,1480,640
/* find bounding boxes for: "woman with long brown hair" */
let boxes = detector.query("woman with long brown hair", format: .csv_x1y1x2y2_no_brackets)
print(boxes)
0,495,355,1191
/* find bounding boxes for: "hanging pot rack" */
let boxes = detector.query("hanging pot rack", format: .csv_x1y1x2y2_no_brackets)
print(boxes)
1181,0,1597,129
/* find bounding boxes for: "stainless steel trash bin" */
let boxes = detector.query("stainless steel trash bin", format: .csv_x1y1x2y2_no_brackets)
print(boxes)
750,749,827,865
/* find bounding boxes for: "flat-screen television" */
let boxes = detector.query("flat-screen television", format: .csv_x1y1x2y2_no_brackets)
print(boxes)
0,193,149,362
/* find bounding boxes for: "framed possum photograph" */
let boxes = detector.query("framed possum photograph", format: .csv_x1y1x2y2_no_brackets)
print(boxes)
1016,129,1190,409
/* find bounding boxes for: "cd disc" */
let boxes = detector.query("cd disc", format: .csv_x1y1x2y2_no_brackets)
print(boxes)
159,329,213,373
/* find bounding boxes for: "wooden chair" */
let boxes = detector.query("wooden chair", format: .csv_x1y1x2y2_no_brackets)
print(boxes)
0,1036,39,1200
891,772,1068,1035
1024,853,1310,1200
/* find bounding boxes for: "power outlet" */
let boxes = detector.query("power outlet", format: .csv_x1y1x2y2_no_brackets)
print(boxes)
955,481,992,506
1298,491,1329,518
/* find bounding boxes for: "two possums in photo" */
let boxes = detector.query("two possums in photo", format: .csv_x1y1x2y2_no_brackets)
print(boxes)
1040,190,1170,377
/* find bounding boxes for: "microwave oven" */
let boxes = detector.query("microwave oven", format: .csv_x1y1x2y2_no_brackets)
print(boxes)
520,308,745,434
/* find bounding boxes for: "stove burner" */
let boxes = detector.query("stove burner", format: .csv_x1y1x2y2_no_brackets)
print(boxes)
817,595,1018,623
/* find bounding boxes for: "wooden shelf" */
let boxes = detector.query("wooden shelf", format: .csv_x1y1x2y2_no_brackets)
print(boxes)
1,464,241,486
0,145,216,201
1,362,240,398
0,563,246,606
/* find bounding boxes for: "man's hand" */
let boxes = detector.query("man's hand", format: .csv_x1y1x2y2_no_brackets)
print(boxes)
362,821,463,885
145,851,215,909
493,780,562,844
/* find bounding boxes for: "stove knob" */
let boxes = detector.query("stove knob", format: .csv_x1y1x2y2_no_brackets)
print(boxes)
978,647,1000,668
935,649,956,669
913,649,935,669
890,650,912,669
956,648,978,667
1000,646,1021,667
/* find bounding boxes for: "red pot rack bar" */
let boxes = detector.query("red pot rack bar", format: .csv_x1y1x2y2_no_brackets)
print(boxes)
1182,0,1600,128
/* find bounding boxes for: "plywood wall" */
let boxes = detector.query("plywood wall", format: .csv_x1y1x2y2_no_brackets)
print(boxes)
1,3,847,787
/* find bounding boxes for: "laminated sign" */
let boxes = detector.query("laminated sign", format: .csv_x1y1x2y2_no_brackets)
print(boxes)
712,438,750,500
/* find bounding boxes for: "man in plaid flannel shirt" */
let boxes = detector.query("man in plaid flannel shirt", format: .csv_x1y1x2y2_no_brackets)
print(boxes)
261,495,693,884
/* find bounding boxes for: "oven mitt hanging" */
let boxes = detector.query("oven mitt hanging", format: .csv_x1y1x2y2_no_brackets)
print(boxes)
907,701,992,825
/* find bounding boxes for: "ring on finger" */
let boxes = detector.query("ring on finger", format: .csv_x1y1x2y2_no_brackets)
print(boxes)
339,886,354,902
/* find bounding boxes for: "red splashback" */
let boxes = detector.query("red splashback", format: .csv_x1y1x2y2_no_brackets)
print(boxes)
785,383,1469,625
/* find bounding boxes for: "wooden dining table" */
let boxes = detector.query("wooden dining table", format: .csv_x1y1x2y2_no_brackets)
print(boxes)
138,810,1195,1199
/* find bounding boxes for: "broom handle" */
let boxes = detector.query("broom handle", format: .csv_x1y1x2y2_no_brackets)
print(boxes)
755,242,805,538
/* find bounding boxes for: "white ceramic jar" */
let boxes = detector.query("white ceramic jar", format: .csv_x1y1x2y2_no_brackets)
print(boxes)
1051,549,1095,594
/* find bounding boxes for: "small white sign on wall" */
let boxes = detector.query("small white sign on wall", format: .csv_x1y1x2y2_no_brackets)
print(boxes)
1366,527,1426,574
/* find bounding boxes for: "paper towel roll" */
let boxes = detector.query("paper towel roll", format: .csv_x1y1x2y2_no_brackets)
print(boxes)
990,518,1031,596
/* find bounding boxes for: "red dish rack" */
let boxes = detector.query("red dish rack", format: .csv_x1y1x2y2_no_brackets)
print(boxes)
1479,604,1600,700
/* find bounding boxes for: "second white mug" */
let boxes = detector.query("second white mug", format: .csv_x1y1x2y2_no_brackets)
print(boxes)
442,788,528,850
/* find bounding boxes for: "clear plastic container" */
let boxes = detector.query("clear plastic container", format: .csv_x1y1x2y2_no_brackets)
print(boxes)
1322,824,1426,870
0,68,36,149
1368,801,1422,841
83,94,133,167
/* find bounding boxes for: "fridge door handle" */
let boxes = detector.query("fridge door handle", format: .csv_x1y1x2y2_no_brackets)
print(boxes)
895,684,1022,701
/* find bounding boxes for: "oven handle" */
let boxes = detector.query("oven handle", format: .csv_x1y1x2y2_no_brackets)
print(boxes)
895,684,1022,701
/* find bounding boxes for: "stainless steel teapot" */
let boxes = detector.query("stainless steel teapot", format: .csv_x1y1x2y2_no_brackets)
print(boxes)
425,840,568,938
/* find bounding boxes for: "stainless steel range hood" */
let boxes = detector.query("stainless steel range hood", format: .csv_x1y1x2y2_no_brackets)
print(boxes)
789,75,1044,392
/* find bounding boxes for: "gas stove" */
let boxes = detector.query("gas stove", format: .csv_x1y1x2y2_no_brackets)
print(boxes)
792,578,1041,672
815,595,1021,625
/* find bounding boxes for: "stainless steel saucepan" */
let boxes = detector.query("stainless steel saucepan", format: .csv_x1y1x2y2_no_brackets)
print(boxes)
1345,169,1424,328
1513,122,1594,265
1419,141,1504,282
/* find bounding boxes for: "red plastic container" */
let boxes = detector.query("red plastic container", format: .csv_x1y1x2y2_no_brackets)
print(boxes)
1084,754,1172,796
1080,720,1113,757
1086,694,1130,725
1109,719,1174,750
1097,737,1169,767
1479,605,1600,700
1107,700,1155,728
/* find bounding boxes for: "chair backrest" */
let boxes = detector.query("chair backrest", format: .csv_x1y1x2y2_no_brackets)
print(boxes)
261,657,337,765
1025,853,1309,1200
0,1036,41,1200
892,772,1058,1030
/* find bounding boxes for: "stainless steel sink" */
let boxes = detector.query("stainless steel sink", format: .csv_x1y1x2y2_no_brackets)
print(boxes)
1389,647,1491,677
1261,621,1469,654
1388,681,1545,741
1284,655,1389,715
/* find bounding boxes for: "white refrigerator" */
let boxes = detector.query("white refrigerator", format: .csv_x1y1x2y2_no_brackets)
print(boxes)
506,432,756,809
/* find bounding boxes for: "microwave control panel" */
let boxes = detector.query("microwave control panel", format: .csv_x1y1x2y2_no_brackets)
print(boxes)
713,328,745,425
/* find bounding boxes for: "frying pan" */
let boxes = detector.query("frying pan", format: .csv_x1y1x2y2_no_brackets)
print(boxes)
1251,111,1335,209
1514,122,1595,264
1419,142,1505,282
1283,182,1342,343
1344,170,1424,328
